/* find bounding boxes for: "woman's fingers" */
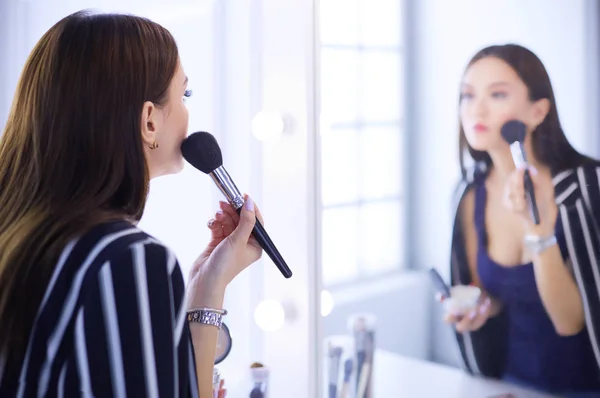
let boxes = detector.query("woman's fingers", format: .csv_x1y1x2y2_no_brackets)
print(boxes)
219,201,240,224
243,194,264,225
504,168,527,213
207,218,223,240
215,210,236,237
454,298,490,333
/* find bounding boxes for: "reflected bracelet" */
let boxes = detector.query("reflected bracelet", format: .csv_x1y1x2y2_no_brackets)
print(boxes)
524,234,557,255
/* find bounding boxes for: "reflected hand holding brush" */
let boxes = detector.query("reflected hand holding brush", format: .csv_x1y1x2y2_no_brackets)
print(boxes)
501,120,540,225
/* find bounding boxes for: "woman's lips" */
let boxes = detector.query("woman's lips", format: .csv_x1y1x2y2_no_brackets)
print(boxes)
473,123,488,133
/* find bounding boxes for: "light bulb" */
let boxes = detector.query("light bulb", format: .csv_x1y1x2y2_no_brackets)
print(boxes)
321,290,335,317
254,300,286,331
251,110,285,141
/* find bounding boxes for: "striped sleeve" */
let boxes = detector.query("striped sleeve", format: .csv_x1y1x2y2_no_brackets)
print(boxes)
66,242,195,398
562,165,600,370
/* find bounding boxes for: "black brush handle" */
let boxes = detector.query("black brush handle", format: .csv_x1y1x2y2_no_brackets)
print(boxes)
328,385,337,398
428,268,451,298
236,209,293,278
524,169,541,225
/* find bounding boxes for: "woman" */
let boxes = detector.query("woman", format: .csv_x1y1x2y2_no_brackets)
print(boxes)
446,43,600,396
0,10,261,397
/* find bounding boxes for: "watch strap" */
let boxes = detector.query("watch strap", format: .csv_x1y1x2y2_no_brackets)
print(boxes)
187,308,227,329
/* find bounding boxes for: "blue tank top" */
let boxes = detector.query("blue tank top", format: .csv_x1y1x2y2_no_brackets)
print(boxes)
474,179,600,393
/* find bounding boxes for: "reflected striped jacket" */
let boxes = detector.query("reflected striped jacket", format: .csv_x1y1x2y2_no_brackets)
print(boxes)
0,220,199,397
450,163,600,378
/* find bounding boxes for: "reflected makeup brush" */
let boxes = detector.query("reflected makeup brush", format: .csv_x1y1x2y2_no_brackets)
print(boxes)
501,120,540,225
338,359,353,398
429,268,451,299
328,345,342,398
353,317,367,396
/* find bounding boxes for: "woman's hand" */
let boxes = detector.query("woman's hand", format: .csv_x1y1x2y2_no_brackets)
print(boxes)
440,293,494,333
186,194,263,309
186,195,264,397
503,165,557,236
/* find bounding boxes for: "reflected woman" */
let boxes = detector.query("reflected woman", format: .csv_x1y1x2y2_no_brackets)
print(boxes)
445,44,600,397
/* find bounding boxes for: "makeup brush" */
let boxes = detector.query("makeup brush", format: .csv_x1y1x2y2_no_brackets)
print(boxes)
500,120,540,224
328,345,343,398
181,131,293,278
428,268,451,299
338,359,354,398
249,362,269,398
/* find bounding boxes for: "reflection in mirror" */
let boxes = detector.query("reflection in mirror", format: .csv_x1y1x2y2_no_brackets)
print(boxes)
318,0,410,396
318,0,600,397
319,0,405,285
450,42,600,397
215,323,233,365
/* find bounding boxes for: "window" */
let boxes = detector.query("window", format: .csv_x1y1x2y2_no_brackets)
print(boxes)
319,0,406,286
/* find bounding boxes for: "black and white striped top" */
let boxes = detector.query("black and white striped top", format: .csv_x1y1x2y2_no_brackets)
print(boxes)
0,220,200,397
451,163,600,379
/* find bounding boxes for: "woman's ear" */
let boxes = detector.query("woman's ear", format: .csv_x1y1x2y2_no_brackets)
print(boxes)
140,101,158,147
530,98,550,128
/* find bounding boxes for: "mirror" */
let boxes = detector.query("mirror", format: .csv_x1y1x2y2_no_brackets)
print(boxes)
215,323,233,365
316,0,600,397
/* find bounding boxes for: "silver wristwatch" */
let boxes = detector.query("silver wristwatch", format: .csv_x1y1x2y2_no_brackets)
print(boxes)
524,234,557,255
187,308,228,329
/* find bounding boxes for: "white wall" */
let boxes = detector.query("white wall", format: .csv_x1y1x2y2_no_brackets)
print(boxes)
322,272,432,359
0,1,31,128
409,0,599,366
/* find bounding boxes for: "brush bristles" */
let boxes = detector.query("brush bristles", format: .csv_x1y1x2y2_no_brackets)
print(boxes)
181,131,223,174
501,120,526,144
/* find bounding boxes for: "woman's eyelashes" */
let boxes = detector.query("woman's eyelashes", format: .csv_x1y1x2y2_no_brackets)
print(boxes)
459,91,508,101
460,92,473,101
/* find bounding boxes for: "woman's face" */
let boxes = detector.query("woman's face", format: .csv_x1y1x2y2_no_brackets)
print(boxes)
143,61,191,179
460,56,542,153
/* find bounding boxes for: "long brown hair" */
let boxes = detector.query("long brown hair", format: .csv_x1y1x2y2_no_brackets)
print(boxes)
458,44,597,178
0,10,179,363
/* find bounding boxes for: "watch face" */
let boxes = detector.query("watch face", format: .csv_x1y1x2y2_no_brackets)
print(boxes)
214,322,232,364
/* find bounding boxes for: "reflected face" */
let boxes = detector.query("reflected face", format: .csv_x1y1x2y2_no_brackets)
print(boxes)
459,57,537,152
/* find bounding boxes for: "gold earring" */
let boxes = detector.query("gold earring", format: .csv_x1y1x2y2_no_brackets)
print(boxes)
149,141,159,150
